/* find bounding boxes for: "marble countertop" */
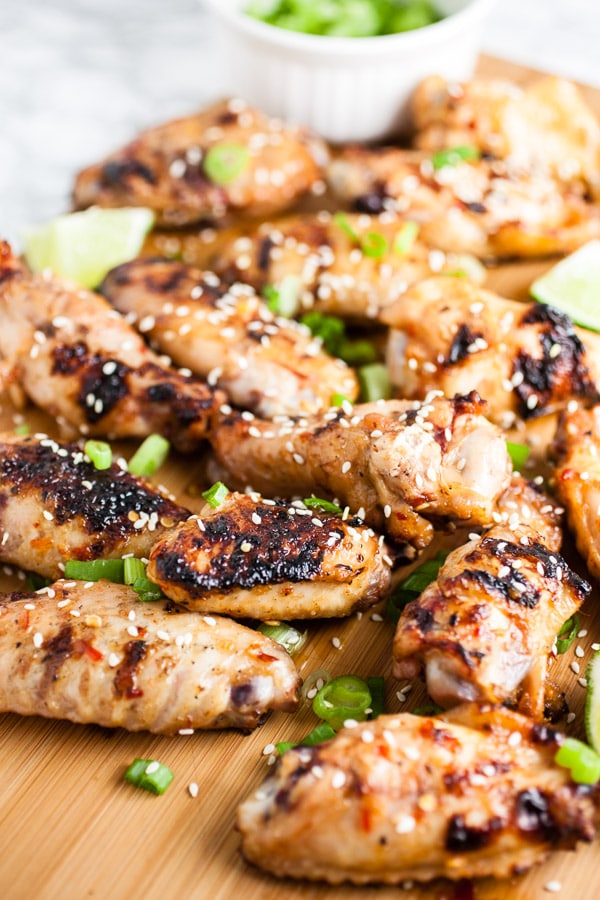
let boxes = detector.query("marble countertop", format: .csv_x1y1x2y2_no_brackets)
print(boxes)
2,0,599,243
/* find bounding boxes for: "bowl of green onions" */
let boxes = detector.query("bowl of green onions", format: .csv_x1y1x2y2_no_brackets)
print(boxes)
203,0,494,142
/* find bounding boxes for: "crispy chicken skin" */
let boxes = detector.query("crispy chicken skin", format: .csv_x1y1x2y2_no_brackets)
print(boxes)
101,257,357,417
0,432,189,579
210,392,513,549
0,244,223,451
327,146,600,259
210,211,482,322
392,526,589,716
237,704,600,884
495,474,563,554
552,404,600,580
383,276,600,428
147,491,392,620
413,75,600,197
73,98,326,227
0,580,300,733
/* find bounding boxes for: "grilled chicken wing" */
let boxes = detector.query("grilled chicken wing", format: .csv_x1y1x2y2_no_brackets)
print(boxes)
0,432,189,579
101,257,357,417
237,704,600,884
413,75,600,198
327,146,600,259
552,403,600,580
210,211,483,322
147,491,392,620
392,526,590,717
210,392,513,549
73,98,326,227
0,579,299,732
0,244,222,451
383,276,600,428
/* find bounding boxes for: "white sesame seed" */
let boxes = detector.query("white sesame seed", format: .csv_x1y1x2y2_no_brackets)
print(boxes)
187,782,199,798
240,541,252,552
570,661,580,675
578,677,588,688
575,646,585,658
331,636,342,649
567,712,576,724
42,510,54,521
508,732,522,747
178,728,194,736
108,653,120,667
203,616,216,627
33,632,43,648
341,461,351,474
331,771,346,789
544,881,562,893
127,625,139,638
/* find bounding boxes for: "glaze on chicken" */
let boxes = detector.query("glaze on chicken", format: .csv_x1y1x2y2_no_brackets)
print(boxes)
237,704,600,884
147,491,392,620
101,256,358,417
73,98,326,227
0,579,300,732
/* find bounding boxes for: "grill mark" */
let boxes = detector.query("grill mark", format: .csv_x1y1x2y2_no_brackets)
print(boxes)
41,623,73,687
257,236,274,271
445,323,483,366
78,359,130,423
101,158,157,187
445,814,503,852
113,639,146,699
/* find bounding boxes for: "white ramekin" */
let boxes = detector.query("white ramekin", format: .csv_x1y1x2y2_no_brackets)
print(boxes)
202,0,494,143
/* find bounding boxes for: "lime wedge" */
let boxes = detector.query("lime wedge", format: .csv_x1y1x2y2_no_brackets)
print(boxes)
585,650,600,753
22,207,155,289
530,240,600,332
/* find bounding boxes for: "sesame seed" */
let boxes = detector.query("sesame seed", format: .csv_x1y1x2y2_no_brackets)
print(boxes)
331,636,342,649
571,661,580,675
383,504,392,518
508,732,522,747
578,677,588,688
127,625,139,638
108,653,120,667
567,712,576,724
179,728,195,736
188,782,199,798
331,771,346,789
262,743,276,756
543,881,562,893
575,646,585,658
361,730,374,744
240,541,252,552
341,461,351,474
33,632,43,648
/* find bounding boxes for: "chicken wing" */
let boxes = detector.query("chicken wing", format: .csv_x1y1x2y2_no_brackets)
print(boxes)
0,243,222,451
210,392,513,549
73,98,326,227
101,256,357,417
327,146,600,259
0,432,189,580
147,491,392,620
495,474,563,554
237,704,600,884
0,579,299,733
392,525,589,716
552,403,600,580
209,211,483,322
383,276,600,428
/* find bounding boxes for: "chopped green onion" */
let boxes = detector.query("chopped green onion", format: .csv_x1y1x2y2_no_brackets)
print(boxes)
276,721,336,755
330,393,353,409
14,423,30,436
263,275,301,318
303,496,343,516
84,439,112,471
124,758,174,794
128,434,170,478
258,622,308,656
554,737,600,784
431,145,480,170
358,363,392,402
201,481,230,508
506,441,530,471
203,143,249,185
132,575,163,602
360,232,388,259
27,574,53,591
393,221,419,255
413,703,444,716
386,550,449,623
124,557,147,585
64,558,125,583
333,212,359,243
337,338,379,367
555,613,580,655
312,674,372,731
300,310,345,356
367,676,385,719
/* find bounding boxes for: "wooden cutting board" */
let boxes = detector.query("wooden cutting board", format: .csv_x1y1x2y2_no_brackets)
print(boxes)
1,54,600,900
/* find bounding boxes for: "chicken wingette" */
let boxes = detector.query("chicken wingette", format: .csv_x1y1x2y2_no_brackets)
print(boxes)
101,256,358,417
0,243,223,451
237,704,600,884
73,98,326,227
383,276,600,428
209,392,513,549
0,432,189,579
0,579,300,732
147,491,392,620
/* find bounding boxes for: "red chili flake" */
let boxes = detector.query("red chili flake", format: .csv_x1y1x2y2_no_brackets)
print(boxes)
257,652,279,662
73,638,104,662
360,807,373,832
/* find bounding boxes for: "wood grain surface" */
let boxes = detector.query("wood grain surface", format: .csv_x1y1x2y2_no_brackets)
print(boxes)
1,55,600,900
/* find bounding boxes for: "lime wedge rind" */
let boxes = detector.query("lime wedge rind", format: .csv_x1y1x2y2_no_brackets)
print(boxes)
585,649,600,754
530,239,600,333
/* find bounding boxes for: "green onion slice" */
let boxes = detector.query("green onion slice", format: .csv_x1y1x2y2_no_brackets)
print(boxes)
64,558,125,583
14,423,30,436
333,212,360,243
276,722,336,756
431,145,480,170
303,496,343,516
203,143,249,185
555,613,580,655
312,674,372,731
358,363,392,402
124,557,147,586
201,481,230,508
330,393,353,409
393,221,419,255
386,550,449,623
27,574,53,591
299,310,345,356
337,338,379,367
506,441,530,471
128,434,170,478
413,703,444,716
84,439,112,471
367,676,385,719
124,758,174,794
258,622,308,656
132,575,163,602
554,737,600,785
360,232,388,259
